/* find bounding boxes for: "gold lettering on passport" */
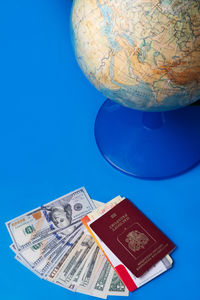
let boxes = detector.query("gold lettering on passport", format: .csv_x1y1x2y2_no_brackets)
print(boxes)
109,214,129,232
125,230,149,252
110,213,117,219
136,244,169,271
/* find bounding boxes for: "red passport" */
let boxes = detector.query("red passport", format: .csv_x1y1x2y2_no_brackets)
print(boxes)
90,198,175,278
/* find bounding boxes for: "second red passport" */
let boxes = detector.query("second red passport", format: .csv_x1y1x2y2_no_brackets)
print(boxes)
90,198,175,278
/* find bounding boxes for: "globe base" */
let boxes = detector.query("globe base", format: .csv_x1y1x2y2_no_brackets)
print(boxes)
95,99,200,179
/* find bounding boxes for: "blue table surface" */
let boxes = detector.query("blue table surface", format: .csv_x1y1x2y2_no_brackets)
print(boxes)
0,1,200,299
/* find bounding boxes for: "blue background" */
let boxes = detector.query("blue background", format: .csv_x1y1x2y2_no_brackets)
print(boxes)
0,1,200,299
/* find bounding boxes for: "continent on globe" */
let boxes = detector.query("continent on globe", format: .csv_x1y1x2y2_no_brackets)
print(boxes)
71,0,200,111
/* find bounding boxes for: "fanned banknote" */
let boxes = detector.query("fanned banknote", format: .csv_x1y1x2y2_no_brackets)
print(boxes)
89,258,113,299
108,269,129,296
6,187,94,251
6,190,174,298
52,233,95,287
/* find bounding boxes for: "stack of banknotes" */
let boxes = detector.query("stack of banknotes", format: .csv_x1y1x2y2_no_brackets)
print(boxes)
6,187,173,298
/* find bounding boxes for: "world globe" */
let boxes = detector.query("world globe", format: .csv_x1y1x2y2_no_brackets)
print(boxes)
71,0,200,111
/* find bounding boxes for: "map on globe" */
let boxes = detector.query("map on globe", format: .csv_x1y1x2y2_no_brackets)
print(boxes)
71,0,200,111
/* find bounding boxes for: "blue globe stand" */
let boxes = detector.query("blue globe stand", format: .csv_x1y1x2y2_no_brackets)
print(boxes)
95,99,200,179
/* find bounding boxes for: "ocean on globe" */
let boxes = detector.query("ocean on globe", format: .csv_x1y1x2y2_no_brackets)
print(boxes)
71,0,200,111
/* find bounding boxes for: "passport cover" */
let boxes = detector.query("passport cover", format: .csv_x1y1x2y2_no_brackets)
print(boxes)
90,198,175,278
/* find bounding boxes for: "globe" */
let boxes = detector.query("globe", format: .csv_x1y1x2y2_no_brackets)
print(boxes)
71,0,200,111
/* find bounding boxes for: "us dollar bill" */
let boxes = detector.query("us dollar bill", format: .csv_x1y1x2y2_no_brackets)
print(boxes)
35,227,84,277
91,259,113,299
10,227,84,278
36,203,103,278
77,257,114,299
50,238,95,286
67,244,101,290
108,270,129,296
78,245,100,289
47,231,85,282
6,187,95,251
53,233,95,287
67,259,88,291
14,233,67,269
67,243,99,291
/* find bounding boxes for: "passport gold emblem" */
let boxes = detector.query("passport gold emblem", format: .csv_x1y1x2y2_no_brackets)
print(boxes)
125,230,149,252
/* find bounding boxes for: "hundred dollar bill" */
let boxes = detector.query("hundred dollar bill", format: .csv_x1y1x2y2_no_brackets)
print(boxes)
91,259,113,299
35,227,84,277
6,187,95,251
11,199,99,277
77,257,113,299
13,224,83,274
68,199,107,291
47,231,88,282
68,247,106,292
67,258,88,291
54,233,95,287
77,245,101,290
108,269,129,296
67,243,99,291
13,233,67,269
10,230,83,278
36,202,102,278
